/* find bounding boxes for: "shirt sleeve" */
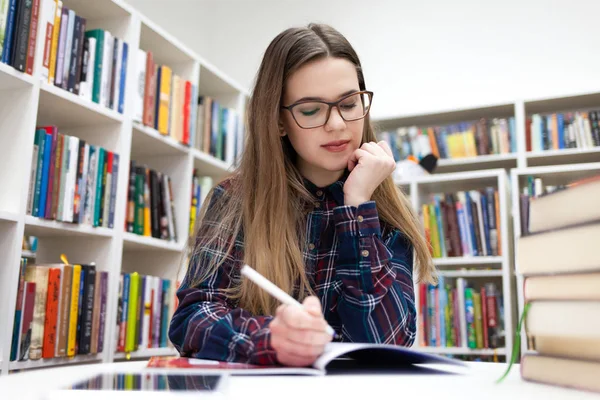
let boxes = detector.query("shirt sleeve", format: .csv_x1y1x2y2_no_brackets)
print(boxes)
168,186,277,365
331,200,417,346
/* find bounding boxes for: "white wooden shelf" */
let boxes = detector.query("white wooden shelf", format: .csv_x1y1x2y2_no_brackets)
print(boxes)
191,148,232,177
24,215,114,238
415,347,507,356
123,232,184,252
438,269,503,278
526,147,600,167
436,153,518,173
131,122,189,156
0,0,250,377
433,256,504,266
0,62,36,91
38,82,124,127
114,347,178,360
21,250,37,258
9,353,103,371
0,211,19,223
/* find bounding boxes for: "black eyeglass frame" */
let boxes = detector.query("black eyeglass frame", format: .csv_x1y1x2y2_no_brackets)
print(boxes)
281,90,374,129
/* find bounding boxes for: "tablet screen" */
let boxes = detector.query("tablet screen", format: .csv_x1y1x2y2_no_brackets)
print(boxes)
69,372,224,392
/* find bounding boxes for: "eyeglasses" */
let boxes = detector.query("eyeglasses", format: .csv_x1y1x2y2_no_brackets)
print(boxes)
281,90,373,129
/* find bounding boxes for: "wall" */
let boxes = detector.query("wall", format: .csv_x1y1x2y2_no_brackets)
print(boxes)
125,0,600,120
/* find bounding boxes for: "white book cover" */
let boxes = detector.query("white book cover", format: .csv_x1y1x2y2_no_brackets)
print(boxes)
141,275,152,349
456,278,468,348
133,48,147,122
27,144,39,215
111,39,123,110
63,136,79,222
100,30,113,108
40,0,57,81
79,37,96,101
78,143,89,224
62,8,75,88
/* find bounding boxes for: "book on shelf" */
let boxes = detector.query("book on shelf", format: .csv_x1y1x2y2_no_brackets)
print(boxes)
26,126,120,229
418,277,504,351
0,0,41,74
422,188,501,258
9,257,108,362
189,171,213,236
378,117,516,162
115,272,177,354
17,0,131,111
193,95,244,164
125,160,177,242
516,172,600,393
526,110,600,152
133,49,198,148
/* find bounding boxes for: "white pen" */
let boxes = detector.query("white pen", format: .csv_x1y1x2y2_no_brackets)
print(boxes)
241,264,339,339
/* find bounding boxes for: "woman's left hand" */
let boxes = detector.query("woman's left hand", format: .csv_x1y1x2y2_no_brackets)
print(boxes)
344,141,396,207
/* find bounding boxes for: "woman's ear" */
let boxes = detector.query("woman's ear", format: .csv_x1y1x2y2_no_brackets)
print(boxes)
278,119,287,137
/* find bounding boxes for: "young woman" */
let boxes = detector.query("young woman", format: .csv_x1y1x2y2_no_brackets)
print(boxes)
169,23,436,367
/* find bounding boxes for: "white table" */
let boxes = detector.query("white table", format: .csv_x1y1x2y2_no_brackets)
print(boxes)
0,360,597,400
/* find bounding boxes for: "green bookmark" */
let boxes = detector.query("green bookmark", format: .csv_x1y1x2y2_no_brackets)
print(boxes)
496,302,531,383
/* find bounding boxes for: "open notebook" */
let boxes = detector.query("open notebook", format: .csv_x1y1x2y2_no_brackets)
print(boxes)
147,343,465,376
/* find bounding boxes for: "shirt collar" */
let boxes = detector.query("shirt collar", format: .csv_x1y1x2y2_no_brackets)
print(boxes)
302,170,349,206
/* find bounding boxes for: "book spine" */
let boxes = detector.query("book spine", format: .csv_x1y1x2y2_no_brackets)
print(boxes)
108,153,118,228
41,267,60,358
50,133,63,220
37,132,52,217
89,271,101,353
125,272,139,352
11,0,33,72
465,288,476,349
67,264,81,356
78,265,95,354
19,282,37,360
43,127,57,219
24,0,39,75
25,266,49,360
118,273,129,352
118,41,128,114
1,0,18,64
56,264,71,356
97,271,108,353
9,259,27,361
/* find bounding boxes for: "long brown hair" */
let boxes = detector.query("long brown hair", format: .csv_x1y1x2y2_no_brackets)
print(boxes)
189,23,436,316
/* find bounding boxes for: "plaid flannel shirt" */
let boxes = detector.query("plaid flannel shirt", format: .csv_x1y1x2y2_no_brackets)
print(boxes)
169,175,417,365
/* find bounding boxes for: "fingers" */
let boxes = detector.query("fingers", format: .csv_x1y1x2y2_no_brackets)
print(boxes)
302,296,322,317
278,304,328,331
377,140,394,158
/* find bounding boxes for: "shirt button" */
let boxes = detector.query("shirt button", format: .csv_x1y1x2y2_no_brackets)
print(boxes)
357,215,364,223
316,190,323,197
361,250,369,257
309,243,315,250
314,202,320,208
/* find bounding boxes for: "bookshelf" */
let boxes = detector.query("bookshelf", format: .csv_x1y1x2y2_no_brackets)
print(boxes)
0,0,248,375
398,169,515,359
510,162,600,356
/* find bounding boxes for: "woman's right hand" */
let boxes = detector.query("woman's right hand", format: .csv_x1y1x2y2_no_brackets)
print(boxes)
269,296,333,367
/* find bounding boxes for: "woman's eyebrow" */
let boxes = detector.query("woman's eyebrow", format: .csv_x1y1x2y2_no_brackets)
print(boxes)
295,89,358,103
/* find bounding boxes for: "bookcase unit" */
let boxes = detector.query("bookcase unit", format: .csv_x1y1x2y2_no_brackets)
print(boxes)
0,0,248,375
398,169,515,359
510,162,600,356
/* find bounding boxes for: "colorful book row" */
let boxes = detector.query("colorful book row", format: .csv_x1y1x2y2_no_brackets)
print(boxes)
132,50,197,146
115,273,177,353
0,0,40,74
418,277,504,349
194,96,244,164
422,188,501,258
378,117,516,162
189,172,213,236
10,258,108,361
526,110,600,152
27,126,120,228
125,161,177,241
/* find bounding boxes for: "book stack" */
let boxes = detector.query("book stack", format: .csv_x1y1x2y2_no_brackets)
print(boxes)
125,161,177,242
115,272,177,353
133,50,197,147
418,277,504,351
517,174,600,393
188,171,213,235
0,0,40,74
421,188,501,258
526,110,600,152
193,96,244,164
29,0,131,112
378,117,516,162
10,258,109,361
26,126,120,228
